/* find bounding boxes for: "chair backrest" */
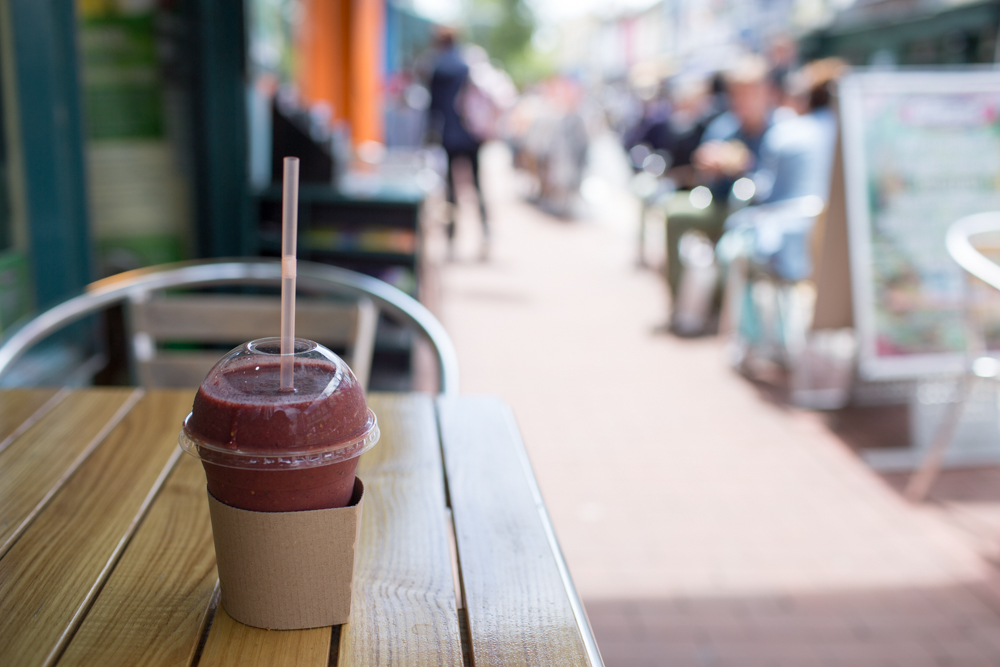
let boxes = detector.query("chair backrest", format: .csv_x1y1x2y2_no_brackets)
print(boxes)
129,292,378,389
946,212,1000,359
735,194,827,281
947,212,1000,292
0,259,460,394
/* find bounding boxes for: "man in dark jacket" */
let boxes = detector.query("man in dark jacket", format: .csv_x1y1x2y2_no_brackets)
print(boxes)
428,29,488,257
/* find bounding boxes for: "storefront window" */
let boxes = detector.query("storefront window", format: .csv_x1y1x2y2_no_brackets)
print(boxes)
78,0,193,276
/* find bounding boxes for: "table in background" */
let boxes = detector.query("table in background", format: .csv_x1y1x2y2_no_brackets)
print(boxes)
256,183,426,388
0,389,602,666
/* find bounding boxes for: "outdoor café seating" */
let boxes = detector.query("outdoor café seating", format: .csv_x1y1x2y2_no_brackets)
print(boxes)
0,260,602,666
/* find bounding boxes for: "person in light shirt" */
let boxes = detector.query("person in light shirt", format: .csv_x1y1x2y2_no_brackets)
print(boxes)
716,58,847,366
720,58,846,281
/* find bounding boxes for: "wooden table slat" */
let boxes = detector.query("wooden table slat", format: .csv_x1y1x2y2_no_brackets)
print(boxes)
197,607,330,667
338,393,464,667
0,388,141,558
0,389,591,667
0,391,192,667
0,388,64,456
437,395,592,667
58,454,218,667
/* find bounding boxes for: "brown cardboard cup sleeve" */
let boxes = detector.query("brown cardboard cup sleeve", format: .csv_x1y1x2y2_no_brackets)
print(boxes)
207,478,364,630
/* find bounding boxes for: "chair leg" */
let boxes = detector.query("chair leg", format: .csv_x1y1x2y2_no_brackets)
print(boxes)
348,298,378,392
757,279,779,363
905,375,975,503
637,199,648,268
727,267,759,371
719,255,747,338
772,283,788,366
776,282,810,370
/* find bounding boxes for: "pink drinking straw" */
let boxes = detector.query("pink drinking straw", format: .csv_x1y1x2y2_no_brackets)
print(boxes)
280,157,300,392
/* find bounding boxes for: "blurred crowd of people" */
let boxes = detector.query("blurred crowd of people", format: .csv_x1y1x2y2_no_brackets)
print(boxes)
415,28,846,365
419,28,600,253
507,78,594,218
618,47,846,359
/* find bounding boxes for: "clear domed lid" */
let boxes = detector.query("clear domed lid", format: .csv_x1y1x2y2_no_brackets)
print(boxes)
179,338,379,470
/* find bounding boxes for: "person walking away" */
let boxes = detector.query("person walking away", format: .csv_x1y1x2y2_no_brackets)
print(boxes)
428,28,489,259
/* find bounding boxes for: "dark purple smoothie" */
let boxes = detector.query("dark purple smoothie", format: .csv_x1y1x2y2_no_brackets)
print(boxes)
183,341,376,512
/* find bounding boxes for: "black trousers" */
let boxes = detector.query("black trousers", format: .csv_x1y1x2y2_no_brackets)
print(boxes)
445,147,488,240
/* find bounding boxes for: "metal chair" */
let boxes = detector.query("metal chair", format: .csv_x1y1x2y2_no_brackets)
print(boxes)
0,259,460,394
906,212,1000,500
719,195,825,371
129,291,378,389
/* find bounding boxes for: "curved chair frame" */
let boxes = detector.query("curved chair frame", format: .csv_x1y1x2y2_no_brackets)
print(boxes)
946,212,1000,291
0,259,460,395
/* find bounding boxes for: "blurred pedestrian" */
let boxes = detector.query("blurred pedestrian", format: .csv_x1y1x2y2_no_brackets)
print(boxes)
692,54,775,203
538,77,589,217
767,33,799,115
663,77,721,188
623,84,672,168
720,58,847,282
717,59,848,366
754,58,844,206
428,27,489,258
664,55,777,313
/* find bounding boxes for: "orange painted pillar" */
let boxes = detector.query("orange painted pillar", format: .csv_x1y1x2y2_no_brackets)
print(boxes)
297,0,383,146
297,0,349,122
349,0,384,145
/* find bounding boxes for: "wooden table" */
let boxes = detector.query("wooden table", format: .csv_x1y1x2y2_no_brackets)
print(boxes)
0,389,602,667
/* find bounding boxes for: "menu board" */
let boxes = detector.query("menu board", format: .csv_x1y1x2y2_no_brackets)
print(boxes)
841,71,1000,379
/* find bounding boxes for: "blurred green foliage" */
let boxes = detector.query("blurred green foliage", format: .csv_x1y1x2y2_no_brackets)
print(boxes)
466,0,549,86
505,44,557,87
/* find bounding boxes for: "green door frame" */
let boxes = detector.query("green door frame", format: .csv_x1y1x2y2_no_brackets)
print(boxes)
6,0,252,317
191,0,253,259
8,0,92,310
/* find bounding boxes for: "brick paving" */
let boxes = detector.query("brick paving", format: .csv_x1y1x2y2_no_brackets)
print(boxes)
424,140,1000,666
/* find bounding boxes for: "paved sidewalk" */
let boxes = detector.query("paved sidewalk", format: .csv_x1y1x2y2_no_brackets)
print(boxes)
426,141,1000,666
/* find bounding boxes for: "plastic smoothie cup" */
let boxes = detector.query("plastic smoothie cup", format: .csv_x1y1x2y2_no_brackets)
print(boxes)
179,337,379,512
